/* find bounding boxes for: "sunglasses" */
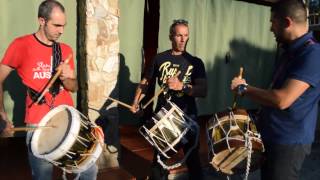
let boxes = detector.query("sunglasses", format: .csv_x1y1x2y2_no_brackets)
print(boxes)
172,19,188,25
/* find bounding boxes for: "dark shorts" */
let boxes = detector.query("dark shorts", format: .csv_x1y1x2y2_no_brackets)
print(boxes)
261,143,311,180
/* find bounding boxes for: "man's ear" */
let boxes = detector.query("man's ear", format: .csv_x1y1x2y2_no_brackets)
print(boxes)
283,17,293,28
38,17,46,26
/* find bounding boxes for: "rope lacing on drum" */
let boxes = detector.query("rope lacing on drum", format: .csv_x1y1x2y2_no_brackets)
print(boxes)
244,133,252,180
141,106,185,159
206,118,216,161
76,136,90,148
157,119,200,170
76,108,105,148
225,110,245,152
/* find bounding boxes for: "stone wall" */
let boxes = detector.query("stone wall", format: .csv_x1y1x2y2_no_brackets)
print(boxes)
78,0,121,169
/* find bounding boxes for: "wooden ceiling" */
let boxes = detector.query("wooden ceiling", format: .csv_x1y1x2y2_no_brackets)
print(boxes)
238,0,280,6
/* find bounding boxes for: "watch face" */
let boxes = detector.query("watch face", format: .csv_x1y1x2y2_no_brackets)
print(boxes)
237,84,247,95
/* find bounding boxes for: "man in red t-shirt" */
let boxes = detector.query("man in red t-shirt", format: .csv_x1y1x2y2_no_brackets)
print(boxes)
0,1,97,180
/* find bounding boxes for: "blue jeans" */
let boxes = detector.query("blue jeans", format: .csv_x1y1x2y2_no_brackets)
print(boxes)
26,131,98,180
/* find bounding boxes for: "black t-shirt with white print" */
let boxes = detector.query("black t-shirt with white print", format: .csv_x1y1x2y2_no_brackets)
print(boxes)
144,50,206,116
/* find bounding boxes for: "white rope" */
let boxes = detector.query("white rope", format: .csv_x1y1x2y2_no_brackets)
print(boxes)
74,173,81,180
62,169,68,180
157,121,199,170
244,134,252,180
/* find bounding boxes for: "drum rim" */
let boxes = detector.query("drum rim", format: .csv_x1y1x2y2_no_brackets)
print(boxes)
31,105,81,160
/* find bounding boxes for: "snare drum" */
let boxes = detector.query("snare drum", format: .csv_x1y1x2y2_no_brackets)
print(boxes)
31,105,104,173
207,108,264,175
139,101,199,169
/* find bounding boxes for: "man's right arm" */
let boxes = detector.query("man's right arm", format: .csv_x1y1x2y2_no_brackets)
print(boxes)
0,64,14,137
130,78,149,113
0,64,13,116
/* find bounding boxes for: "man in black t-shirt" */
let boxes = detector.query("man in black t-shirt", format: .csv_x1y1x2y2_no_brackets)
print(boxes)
131,19,207,180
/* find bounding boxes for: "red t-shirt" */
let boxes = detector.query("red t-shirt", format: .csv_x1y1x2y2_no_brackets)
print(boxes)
1,34,75,124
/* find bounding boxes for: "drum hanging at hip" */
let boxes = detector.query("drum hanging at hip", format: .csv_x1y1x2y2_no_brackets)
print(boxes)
139,101,199,170
206,108,264,175
31,105,104,173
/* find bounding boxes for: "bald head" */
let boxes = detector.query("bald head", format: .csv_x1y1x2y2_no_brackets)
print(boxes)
38,0,65,21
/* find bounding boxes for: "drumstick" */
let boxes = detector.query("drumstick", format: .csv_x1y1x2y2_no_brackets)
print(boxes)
232,67,244,109
238,67,243,79
35,54,72,104
12,126,55,132
142,71,181,109
142,87,164,109
107,96,132,110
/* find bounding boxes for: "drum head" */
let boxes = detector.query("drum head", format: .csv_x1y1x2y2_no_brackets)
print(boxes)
37,109,71,154
31,105,81,160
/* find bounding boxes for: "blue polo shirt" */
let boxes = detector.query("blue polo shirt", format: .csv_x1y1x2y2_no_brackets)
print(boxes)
260,32,320,145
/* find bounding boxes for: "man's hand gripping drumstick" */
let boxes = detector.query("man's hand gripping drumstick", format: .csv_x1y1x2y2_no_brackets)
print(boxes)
130,71,181,114
231,67,247,109
142,71,182,109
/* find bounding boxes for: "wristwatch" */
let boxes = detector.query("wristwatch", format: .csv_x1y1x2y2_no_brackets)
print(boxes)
182,84,192,94
237,83,248,96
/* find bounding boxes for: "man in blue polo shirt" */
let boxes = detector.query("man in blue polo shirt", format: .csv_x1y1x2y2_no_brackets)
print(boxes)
231,0,320,180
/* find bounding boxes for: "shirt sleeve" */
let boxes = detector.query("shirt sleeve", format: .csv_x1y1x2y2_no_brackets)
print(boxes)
1,39,24,68
192,57,207,80
289,46,320,87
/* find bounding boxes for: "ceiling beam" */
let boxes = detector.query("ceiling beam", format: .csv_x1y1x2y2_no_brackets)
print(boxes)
237,0,279,6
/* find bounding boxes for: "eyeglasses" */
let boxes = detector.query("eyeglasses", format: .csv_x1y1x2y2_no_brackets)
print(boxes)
172,19,188,25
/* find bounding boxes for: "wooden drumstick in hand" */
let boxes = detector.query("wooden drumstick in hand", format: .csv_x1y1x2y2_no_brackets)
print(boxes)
35,54,72,104
142,71,181,109
106,96,132,110
232,67,244,109
12,126,56,132
238,67,243,79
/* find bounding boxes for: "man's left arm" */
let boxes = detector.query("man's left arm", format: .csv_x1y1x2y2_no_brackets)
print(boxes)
183,78,207,97
186,58,207,97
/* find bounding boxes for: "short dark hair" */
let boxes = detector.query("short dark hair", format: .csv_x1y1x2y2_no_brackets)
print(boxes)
38,0,65,21
271,0,307,24
169,19,188,39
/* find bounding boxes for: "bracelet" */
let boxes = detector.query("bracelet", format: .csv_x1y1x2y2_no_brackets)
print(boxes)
237,83,248,96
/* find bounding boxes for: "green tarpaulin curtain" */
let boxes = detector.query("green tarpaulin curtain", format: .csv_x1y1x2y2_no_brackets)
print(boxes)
159,0,276,115
118,0,145,124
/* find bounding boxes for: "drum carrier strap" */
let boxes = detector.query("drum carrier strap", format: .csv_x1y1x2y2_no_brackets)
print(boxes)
27,42,63,108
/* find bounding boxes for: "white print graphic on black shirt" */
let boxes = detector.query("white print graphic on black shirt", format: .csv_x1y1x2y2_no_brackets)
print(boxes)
159,61,193,84
183,65,193,83
32,59,52,80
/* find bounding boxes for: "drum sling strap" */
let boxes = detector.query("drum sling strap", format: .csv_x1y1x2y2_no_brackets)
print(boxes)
27,42,62,108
